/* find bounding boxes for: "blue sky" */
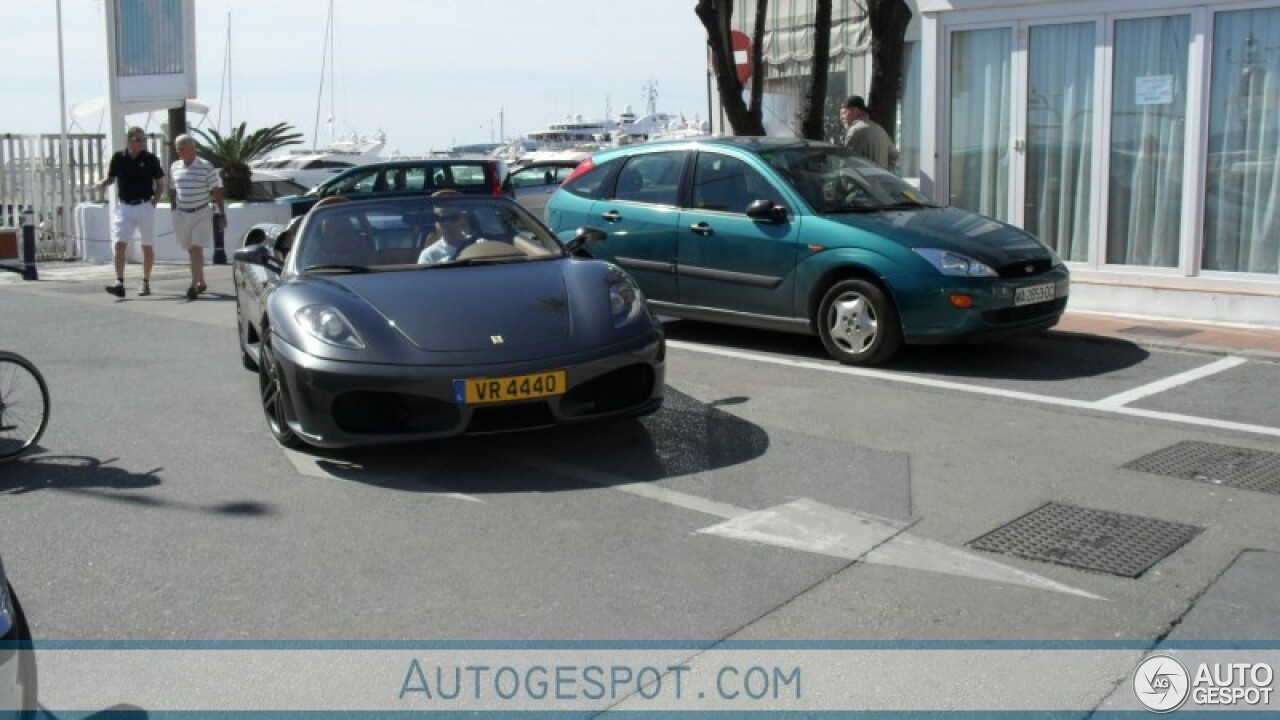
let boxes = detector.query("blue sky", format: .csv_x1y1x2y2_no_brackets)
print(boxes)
3,0,716,155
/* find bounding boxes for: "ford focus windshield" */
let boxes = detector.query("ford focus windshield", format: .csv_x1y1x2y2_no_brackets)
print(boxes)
760,146,935,214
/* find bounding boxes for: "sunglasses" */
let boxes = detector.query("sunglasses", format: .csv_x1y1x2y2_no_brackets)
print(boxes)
128,136,145,142
437,213,463,223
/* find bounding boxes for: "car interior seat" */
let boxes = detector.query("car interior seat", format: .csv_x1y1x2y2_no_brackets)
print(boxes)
616,170,644,198
316,218,374,266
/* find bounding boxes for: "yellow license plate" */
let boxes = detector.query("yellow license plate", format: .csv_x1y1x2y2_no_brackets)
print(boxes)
454,371,567,405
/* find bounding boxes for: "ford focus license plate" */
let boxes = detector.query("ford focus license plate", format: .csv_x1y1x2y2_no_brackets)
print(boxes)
1014,283,1055,307
455,371,567,404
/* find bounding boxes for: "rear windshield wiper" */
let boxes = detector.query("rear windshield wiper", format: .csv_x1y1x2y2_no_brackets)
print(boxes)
304,264,375,273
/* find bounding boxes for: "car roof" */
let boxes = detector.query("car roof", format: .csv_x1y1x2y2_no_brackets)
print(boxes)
593,135,834,160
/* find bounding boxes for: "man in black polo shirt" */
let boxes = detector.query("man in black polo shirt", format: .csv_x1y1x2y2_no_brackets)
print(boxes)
97,126,166,298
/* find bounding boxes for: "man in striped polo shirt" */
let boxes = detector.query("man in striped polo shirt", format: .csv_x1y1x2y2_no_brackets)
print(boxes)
168,134,227,300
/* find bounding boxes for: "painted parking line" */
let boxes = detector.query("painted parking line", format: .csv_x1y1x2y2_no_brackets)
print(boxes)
1095,356,1248,408
667,340,1280,439
509,452,1101,599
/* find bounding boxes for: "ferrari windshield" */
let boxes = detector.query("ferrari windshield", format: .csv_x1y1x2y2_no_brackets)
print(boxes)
294,197,567,272
758,146,934,214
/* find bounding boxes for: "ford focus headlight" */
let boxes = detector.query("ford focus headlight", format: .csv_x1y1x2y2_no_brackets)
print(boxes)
296,305,365,349
913,248,999,277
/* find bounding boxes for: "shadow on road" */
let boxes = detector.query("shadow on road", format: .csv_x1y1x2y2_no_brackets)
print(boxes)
662,319,1151,381
299,387,771,495
0,454,276,518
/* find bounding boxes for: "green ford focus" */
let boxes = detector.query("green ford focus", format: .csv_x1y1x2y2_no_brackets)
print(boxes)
545,137,1069,366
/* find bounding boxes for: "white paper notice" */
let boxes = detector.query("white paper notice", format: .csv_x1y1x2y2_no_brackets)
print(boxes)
1135,75,1174,105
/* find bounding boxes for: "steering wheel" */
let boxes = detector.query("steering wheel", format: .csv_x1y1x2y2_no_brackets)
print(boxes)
835,172,866,202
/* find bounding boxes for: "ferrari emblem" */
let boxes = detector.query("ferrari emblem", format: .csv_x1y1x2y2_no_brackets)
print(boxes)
490,335,504,345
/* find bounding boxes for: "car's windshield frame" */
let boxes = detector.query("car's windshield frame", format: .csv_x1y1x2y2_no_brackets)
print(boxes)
288,197,568,276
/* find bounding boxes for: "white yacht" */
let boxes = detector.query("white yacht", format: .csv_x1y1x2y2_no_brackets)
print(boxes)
251,131,386,190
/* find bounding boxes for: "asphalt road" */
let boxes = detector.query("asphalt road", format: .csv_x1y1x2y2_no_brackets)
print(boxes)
2,264,1278,715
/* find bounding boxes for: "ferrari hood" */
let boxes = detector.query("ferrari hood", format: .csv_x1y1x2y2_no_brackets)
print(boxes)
326,262,572,352
824,206,1054,266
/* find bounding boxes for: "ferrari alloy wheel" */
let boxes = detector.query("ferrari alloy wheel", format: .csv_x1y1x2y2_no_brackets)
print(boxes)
817,279,902,366
258,331,302,448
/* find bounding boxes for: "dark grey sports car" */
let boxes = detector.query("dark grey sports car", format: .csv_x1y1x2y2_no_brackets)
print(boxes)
234,195,665,448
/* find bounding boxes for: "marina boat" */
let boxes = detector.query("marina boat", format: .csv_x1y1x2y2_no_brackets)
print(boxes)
250,131,386,190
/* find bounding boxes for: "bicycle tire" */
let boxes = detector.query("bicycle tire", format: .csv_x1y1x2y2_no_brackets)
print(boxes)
0,351,50,462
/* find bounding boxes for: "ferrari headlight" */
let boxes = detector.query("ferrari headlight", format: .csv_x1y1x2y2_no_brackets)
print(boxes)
913,248,999,277
296,305,365,349
607,277,643,327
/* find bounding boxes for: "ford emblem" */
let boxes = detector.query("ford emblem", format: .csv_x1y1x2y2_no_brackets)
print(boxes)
1024,265,1034,273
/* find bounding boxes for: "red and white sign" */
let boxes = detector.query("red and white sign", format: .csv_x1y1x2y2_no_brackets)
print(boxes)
731,30,753,84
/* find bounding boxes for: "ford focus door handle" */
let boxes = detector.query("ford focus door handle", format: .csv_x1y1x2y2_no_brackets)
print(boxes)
689,222,713,236
601,210,622,222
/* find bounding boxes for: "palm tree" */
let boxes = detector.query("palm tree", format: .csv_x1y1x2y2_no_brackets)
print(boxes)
191,122,304,200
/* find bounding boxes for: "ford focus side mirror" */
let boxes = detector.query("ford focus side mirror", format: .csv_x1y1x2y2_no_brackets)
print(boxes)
746,199,788,223
565,226,606,255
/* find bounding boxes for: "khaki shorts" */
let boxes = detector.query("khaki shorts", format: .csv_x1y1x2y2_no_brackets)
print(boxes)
172,205,213,250
111,201,156,246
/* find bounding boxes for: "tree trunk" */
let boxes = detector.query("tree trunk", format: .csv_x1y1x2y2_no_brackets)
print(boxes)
749,0,768,122
696,0,766,136
797,0,833,140
866,0,912,141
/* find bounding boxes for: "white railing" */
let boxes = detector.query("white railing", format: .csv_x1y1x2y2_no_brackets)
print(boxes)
0,133,164,260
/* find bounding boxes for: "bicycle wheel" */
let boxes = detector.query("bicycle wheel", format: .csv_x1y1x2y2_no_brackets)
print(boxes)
0,351,49,462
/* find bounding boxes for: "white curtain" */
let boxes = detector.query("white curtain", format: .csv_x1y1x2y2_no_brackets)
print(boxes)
897,42,922,178
1107,16,1189,267
1204,8,1280,275
1026,23,1095,262
950,28,1012,221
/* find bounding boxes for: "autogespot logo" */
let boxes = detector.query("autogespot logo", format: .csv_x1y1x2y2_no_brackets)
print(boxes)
1134,655,1191,713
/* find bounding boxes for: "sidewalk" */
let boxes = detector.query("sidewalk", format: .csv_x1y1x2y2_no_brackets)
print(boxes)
1052,311,1280,363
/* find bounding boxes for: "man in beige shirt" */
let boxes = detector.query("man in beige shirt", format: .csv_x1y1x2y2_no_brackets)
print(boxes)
840,95,900,171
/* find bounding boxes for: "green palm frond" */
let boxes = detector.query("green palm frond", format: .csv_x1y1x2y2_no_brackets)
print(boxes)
191,122,304,167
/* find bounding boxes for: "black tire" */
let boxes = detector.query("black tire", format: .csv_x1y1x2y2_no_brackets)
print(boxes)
816,278,903,366
8,581,38,719
258,331,303,449
0,352,50,463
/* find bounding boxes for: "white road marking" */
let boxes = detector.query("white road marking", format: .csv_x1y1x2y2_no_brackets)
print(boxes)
1095,355,1247,407
511,454,1102,599
667,340,1280,438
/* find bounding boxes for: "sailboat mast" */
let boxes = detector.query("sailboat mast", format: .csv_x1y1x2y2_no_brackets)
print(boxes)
312,0,334,150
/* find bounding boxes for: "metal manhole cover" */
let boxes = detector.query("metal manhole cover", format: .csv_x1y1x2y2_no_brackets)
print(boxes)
1118,325,1199,339
1124,441,1280,494
969,502,1202,578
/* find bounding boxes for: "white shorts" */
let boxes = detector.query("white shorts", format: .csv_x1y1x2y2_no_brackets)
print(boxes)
111,201,156,246
172,205,213,251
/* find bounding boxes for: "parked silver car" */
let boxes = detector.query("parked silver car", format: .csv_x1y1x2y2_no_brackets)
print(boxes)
505,159,584,217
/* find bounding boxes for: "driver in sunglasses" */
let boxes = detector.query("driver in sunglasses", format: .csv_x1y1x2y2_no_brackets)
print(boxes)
417,191,487,264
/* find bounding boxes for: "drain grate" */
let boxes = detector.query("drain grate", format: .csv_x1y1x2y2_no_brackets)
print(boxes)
969,502,1202,578
1124,440,1280,495
1118,325,1199,339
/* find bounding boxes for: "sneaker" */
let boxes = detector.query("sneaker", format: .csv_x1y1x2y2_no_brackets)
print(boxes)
138,279,152,296
185,285,198,300
105,281,125,298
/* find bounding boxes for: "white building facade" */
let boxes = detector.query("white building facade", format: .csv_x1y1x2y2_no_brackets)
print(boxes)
738,0,1280,327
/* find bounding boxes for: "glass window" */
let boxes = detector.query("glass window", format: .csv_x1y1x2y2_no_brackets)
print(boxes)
950,27,1013,221
691,154,781,213
897,42,922,178
561,159,617,200
613,153,686,206
1106,15,1189,267
1203,8,1280,275
1026,22,1096,263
